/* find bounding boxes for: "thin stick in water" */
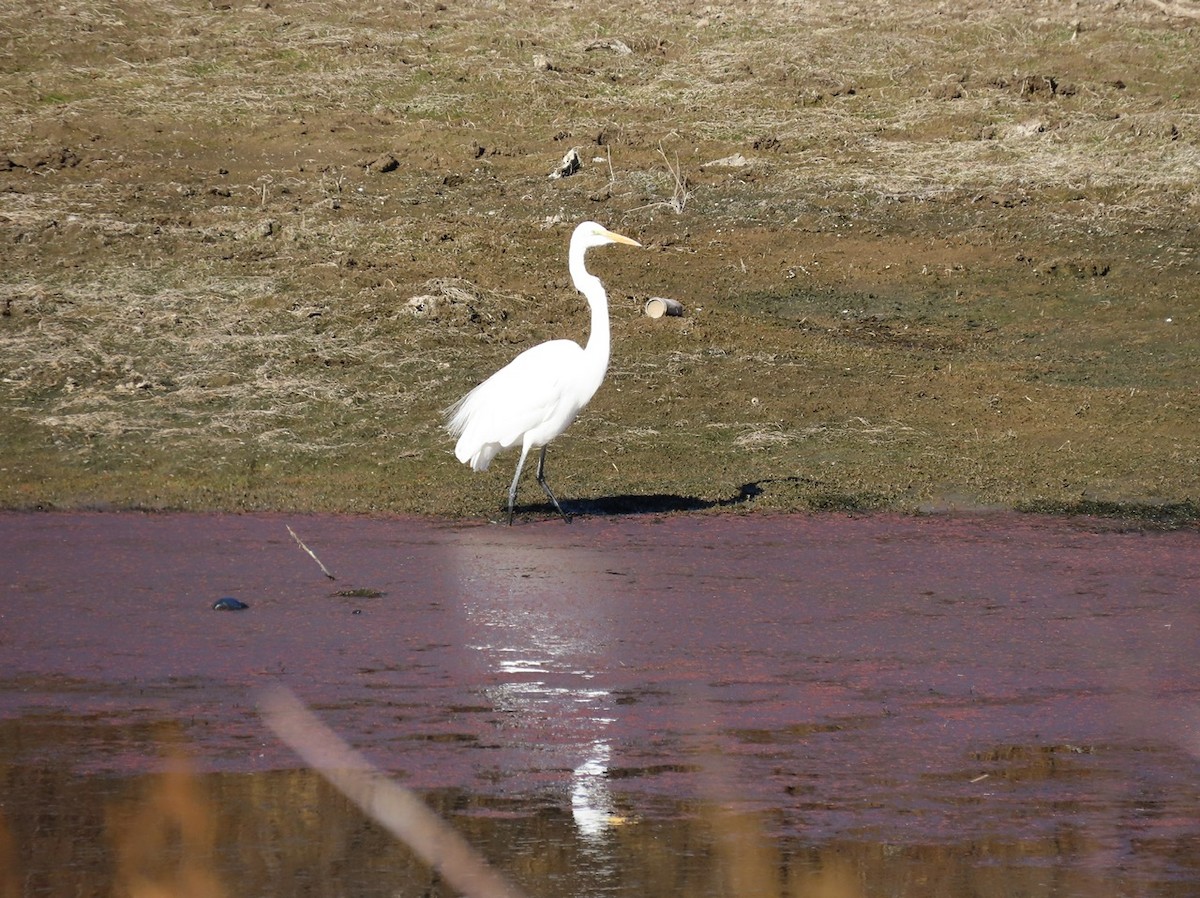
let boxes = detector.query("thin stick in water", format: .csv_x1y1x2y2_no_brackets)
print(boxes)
260,686,531,898
286,524,336,580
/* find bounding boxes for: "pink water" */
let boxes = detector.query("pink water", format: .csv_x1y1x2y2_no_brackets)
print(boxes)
2,510,1198,893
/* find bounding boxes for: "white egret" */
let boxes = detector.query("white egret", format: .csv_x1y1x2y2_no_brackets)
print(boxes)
445,221,642,523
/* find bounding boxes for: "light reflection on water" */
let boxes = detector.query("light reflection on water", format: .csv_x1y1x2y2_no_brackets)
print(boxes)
451,529,624,849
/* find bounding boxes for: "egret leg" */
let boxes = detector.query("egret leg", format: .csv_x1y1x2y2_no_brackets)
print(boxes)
535,446,571,523
506,445,531,525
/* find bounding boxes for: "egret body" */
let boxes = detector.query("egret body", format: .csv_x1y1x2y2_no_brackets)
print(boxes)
445,221,641,523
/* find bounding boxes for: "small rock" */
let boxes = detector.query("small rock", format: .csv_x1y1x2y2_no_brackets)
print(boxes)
368,153,399,173
1005,120,1047,139
237,218,278,239
549,147,582,179
406,294,438,317
703,153,751,169
583,38,632,55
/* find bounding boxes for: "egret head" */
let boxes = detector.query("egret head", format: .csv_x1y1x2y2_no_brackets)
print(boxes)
573,220,642,250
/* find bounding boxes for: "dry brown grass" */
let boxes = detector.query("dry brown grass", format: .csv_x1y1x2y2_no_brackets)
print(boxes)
1,0,1198,516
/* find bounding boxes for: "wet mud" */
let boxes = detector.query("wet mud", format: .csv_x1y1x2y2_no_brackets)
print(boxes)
2,510,1199,895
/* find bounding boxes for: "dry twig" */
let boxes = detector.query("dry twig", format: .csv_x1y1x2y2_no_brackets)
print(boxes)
286,525,336,580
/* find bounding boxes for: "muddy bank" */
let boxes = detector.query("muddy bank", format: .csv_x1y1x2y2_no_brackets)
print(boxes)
2,1,1199,518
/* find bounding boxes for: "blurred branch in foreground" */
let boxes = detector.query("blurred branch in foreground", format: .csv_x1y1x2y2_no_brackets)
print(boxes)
259,685,531,898
109,738,227,898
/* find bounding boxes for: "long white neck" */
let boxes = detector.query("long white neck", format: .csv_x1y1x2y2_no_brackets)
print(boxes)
569,241,611,386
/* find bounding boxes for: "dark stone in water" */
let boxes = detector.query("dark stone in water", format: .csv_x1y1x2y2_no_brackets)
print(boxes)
212,597,249,611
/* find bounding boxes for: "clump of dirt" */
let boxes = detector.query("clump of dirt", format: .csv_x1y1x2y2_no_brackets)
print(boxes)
1,0,1197,520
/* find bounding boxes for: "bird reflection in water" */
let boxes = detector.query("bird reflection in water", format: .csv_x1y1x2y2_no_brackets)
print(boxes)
450,530,626,844
571,737,619,843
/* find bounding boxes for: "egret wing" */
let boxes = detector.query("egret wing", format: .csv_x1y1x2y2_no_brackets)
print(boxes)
447,340,584,468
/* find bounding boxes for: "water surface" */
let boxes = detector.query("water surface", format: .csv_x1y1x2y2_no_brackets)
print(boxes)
2,511,1198,896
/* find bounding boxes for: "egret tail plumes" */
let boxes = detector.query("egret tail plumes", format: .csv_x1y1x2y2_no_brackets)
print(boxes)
445,221,641,523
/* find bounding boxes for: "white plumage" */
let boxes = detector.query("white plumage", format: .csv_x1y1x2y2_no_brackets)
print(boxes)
446,221,641,523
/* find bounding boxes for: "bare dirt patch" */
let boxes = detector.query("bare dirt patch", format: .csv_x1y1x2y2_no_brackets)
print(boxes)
2,0,1198,519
